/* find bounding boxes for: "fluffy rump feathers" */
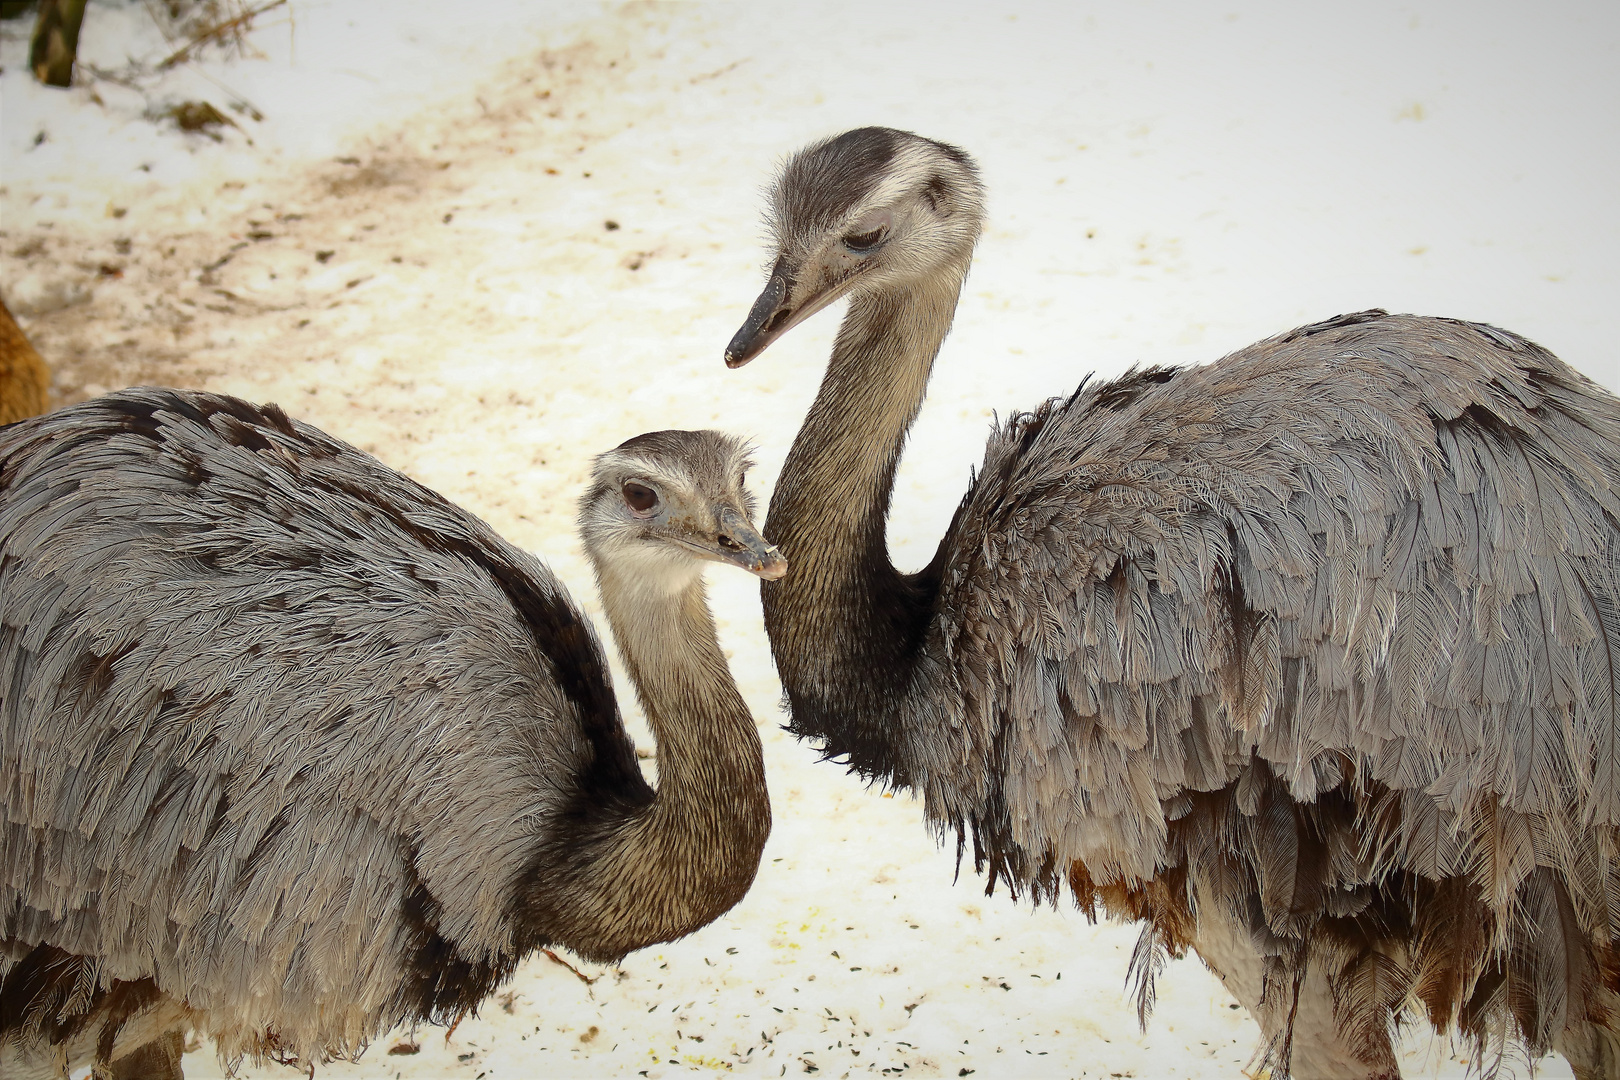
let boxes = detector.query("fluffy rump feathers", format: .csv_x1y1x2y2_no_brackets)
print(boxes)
924,312,1620,1067
0,389,605,1066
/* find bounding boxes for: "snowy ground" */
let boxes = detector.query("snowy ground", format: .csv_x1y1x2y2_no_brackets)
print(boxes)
4,2,1618,1077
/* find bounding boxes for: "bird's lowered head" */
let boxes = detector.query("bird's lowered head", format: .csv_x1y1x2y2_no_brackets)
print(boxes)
726,127,985,367
579,429,786,601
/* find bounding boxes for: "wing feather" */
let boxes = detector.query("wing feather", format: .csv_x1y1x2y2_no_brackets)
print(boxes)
915,313,1620,1048
1,389,589,1062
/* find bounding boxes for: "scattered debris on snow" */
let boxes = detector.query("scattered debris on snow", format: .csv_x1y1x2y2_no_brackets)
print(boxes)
4,2,1614,1076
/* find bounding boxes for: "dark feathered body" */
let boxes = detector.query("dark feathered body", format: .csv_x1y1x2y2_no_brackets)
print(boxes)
0,389,771,1072
733,128,1620,1078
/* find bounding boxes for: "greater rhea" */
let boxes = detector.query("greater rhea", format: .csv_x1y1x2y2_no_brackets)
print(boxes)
0,388,782,1078
726,127,1620,1079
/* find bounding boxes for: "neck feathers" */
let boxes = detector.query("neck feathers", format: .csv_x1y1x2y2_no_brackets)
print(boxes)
524,564,769,963
764,264,968,782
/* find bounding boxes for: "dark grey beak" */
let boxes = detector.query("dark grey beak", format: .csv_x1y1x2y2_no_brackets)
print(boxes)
725,268,794,368
715,505,788,580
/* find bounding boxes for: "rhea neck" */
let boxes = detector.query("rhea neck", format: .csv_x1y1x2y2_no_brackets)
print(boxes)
571,553,769,959
763,261,970,781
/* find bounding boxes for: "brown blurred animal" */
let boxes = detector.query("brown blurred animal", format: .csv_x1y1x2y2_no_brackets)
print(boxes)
0,298,49,424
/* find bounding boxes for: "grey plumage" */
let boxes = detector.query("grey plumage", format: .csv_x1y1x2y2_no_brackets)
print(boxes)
728,127,1620,1078
0,389,780,1075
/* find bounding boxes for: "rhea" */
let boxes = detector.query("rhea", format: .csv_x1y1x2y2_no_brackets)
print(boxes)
0,388,782,1078
727,127,1620,1078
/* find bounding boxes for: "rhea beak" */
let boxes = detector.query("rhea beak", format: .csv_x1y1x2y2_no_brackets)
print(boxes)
713,505,788,580
724,258,841,368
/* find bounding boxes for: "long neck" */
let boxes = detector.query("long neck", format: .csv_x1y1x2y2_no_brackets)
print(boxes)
763,264,968,782
552,566,770,962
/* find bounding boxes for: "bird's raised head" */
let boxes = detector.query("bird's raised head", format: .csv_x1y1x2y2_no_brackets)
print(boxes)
580,430,786,597
726,127,985,368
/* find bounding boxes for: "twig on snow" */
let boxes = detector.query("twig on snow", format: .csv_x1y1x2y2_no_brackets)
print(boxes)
157,0,286,70
543,948,599,985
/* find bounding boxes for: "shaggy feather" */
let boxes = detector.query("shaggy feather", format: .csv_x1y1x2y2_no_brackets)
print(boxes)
739,127,1620,1078
1,390,772,1074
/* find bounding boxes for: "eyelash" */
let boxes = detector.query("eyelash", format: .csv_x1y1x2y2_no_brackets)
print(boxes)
844,228,886,252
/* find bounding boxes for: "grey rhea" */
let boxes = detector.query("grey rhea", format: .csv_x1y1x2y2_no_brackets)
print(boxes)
0,388,782,1077
725,127,1620,1079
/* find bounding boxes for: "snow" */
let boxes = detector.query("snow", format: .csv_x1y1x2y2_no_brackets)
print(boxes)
4,1,1617,1076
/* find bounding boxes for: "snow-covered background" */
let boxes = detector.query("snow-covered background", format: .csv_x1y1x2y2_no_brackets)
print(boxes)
4,2,1617,1076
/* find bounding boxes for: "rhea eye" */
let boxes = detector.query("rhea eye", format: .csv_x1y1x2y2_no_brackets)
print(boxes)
843,227,887,253
622,483,658,514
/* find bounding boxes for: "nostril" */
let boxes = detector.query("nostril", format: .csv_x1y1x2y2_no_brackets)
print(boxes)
718,535,742,551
